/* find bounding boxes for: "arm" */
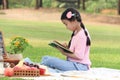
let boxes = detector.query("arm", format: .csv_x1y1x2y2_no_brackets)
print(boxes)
57,35,86,60
57,47,80,60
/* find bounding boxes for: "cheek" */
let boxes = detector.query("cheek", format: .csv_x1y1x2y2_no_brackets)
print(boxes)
67,25,74,31
69,24,75,30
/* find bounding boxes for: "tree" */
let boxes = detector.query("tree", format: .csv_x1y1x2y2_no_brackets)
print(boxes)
118,0,120,15
3,0,9,9
82,0,85,10
36,0,42,9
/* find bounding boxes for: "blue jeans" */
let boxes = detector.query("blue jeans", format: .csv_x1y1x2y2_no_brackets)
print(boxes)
41,56,88,72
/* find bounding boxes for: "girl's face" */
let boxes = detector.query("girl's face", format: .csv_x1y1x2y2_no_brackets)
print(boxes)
62,19,79,31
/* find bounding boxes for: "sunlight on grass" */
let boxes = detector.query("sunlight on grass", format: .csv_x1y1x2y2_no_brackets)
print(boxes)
5,38,68,48
0,19,120,69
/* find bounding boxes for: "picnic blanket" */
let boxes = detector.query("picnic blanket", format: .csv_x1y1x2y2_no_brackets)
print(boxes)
8,58,120,80
20,67,120,80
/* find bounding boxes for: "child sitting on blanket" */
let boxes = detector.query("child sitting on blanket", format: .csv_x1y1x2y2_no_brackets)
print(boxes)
41,8,91,72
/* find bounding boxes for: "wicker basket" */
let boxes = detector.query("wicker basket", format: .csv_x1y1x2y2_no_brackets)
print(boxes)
14,69,40,77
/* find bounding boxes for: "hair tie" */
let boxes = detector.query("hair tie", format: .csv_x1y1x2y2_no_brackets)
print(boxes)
66,11,75,19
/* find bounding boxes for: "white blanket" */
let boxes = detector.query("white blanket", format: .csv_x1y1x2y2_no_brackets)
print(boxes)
21,68,120,80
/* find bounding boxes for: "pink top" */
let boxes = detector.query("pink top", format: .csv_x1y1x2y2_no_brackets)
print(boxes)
68,29,91,67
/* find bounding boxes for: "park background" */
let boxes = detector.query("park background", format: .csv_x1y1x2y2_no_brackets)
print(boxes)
0,0,120,77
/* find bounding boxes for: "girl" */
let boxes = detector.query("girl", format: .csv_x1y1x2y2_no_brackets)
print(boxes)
41,8,91,72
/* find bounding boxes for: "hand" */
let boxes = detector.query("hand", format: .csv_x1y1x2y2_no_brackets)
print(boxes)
56,46,66,55
62,43,68,48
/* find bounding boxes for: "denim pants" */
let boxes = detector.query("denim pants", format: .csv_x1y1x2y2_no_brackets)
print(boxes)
41,56,88,73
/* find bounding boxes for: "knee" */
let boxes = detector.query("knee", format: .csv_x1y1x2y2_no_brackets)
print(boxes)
41,56,53,66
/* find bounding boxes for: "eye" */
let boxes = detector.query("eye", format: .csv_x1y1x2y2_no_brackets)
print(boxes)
63,23,67,26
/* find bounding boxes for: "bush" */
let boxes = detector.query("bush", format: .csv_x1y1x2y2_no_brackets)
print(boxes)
9,0,35,8
86,0,117,13
9,36,30,54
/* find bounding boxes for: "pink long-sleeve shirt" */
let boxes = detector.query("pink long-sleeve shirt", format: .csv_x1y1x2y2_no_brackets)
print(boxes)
68,28,91,67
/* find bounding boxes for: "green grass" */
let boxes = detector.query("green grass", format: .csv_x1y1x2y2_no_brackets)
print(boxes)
0,18,120,70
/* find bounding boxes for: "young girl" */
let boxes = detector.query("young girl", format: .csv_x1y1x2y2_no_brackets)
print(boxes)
41,8,91,72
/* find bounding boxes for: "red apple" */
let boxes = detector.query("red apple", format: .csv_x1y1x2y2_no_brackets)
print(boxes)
39,68,46,75
4,68,14,77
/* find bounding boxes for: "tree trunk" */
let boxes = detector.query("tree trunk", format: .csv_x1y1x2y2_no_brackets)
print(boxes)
36,0,42,9
82,0,85,10
3,0,8,9
6,0,8,9
77,0,80,9
36,0,39,9
39,0,42,7
118,0,120,15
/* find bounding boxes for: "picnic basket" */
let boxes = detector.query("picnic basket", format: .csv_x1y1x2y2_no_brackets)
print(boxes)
14,69,40,77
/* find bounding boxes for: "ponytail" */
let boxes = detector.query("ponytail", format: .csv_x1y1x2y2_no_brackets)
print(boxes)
81,22,91,46
68,31,74,48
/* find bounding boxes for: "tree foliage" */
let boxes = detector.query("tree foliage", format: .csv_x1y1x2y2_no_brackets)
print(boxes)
8,0,35,8
1,0,119,14
86,0,117,13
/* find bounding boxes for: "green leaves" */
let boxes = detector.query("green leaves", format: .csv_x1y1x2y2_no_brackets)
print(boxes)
9,36,29,54
86,0,117,13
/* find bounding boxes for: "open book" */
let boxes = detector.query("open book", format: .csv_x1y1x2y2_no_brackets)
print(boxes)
48,41,73,54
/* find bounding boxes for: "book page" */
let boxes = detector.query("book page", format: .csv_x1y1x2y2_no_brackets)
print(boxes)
49,41,73,54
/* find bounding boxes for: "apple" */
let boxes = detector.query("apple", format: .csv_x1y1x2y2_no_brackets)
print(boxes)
39,68,46,75
4,68,14,77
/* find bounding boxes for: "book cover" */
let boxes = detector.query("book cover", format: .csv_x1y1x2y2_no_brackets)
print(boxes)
48,41,73,54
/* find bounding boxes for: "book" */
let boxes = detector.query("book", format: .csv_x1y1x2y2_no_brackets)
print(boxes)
48,41,73,54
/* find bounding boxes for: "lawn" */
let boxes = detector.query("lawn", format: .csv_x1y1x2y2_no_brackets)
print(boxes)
0,18,120,70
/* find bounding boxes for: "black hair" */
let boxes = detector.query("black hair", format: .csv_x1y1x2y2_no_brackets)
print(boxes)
61,8,91,48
